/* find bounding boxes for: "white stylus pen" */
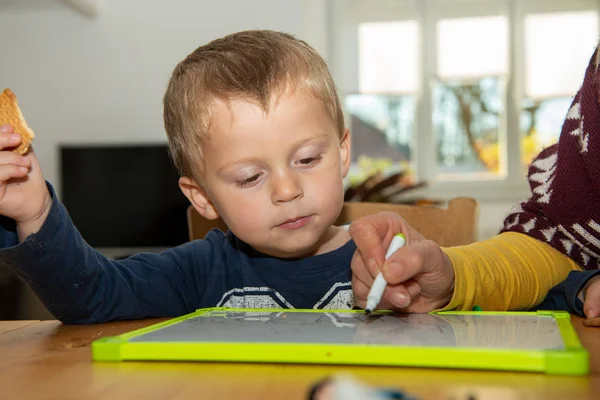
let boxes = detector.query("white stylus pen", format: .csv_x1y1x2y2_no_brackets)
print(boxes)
364,233,406,315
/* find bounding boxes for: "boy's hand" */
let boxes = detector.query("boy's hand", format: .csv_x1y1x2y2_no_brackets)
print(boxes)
349,212,455,313
0,124,51,241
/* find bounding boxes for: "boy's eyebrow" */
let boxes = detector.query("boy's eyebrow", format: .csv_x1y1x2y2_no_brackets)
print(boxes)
217,134,331,173
217,157,263,173
292,133,330,147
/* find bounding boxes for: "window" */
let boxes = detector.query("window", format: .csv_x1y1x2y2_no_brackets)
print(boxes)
521,10,599,165
358,21,419,94
345,94,415,186
331,0,599,200
433,76,505,179
435,15,508,179
345,19,419,185
436,16,508,80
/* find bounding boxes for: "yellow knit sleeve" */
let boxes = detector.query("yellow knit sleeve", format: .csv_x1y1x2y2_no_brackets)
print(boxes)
438,232,582,311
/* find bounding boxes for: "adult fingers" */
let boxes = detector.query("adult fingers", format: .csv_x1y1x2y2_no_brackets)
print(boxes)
352,277,394,311
350,212,407,278
350,251,375,289
382,240,441,285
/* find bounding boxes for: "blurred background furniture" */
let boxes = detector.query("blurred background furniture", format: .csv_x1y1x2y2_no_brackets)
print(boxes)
187,197,478,247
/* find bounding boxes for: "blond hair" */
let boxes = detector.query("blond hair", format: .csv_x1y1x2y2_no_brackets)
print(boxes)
163,30,345,183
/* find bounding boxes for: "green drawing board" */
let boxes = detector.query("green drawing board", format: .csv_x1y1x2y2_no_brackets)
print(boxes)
92,308,589,375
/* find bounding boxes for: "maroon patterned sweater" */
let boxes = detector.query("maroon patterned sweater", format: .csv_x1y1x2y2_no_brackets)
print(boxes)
501,48,600,270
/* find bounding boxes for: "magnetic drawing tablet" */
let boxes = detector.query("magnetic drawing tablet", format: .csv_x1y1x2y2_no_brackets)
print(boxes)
92,308,589,375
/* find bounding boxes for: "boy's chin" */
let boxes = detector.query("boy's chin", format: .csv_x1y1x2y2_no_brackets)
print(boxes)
246,222,339,258
251,237,323,259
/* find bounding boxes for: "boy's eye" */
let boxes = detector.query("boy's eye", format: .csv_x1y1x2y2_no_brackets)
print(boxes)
297,155,322,165
236,173,262,187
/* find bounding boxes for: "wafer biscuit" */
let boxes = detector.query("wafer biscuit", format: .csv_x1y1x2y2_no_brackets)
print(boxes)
0,88,34,154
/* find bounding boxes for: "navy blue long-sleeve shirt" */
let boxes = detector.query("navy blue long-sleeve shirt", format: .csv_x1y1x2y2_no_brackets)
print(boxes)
0,186,355,324
535,269,600,317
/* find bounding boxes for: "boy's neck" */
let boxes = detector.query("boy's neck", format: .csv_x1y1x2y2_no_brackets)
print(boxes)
311,225,351,256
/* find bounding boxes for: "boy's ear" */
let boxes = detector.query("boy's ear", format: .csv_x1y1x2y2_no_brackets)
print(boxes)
340,128,352,178
178,177,220,220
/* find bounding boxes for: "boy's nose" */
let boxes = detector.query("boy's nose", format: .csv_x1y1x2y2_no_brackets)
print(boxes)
271,170,303,203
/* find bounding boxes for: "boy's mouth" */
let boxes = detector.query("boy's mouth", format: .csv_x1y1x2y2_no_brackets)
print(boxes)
278,215,313,230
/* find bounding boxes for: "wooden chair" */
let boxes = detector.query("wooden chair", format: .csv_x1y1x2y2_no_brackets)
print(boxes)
187,197,478,247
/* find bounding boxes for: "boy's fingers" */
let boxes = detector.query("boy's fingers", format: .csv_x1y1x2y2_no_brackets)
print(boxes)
0,164,29,181
0,133,22,150
0,151,30,167
0,125,14,133
584,279,600,319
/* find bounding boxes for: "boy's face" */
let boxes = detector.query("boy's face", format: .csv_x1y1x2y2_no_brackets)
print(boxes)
185,89,351,258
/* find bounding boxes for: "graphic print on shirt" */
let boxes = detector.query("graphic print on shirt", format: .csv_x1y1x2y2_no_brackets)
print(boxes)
216,287,294,308
216,282,354,309
313,281,355,309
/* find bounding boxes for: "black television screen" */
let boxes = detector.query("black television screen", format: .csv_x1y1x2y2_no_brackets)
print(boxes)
60,144,190,248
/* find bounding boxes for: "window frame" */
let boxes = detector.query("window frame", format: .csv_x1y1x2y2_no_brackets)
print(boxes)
330,0,600,202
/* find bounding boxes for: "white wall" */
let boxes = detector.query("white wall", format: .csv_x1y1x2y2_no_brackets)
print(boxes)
0,0,329,192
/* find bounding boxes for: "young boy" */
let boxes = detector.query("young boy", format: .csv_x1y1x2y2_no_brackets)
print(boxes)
0,30,356,324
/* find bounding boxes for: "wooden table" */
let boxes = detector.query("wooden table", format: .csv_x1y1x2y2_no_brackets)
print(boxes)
0,316,598,399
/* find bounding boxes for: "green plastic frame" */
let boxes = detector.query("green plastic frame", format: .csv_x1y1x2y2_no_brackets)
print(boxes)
92,308,589,375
